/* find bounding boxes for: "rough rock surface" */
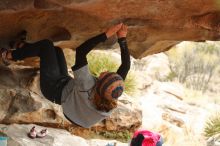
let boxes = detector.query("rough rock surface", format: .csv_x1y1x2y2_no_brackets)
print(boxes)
140,85,209,145
1,0,220,58
1,46,220,146
207,133,220,146
128,52,220,146
0,124,127,146
0,64,142,136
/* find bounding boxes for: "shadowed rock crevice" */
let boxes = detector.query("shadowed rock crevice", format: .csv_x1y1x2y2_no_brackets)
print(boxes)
0,0,32,10
0,65,38,88
34,0,61,9
0,66,17,88
49,26,72,41
192,11,220,32
122,18,156,27
34,0,90,9
43,109,57,120
63,0,90,3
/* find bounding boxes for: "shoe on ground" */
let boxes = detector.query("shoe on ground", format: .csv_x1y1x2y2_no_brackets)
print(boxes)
36,129,48,138
28,126,37,139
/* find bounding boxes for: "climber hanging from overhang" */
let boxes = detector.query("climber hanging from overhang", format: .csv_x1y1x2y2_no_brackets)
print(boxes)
0,23,131,128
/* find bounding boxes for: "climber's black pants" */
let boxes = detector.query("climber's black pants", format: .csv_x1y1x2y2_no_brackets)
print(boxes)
11,40,71,104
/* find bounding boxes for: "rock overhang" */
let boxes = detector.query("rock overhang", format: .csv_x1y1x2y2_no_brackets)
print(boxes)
0,0,220,58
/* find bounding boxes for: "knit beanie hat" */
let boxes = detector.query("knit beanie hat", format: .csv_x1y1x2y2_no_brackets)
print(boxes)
96,72,124,100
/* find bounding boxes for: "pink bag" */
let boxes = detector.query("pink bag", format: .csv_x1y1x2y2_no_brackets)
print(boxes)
130,130,163,146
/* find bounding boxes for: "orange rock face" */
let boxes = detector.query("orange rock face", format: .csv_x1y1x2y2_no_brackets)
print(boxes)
0,0,220,58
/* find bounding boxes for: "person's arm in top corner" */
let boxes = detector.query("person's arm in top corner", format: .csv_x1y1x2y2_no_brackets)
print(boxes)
116,24,131,80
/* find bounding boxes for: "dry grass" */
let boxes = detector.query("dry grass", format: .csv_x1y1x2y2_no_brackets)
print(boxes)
63,49,137,95
204,113,220,138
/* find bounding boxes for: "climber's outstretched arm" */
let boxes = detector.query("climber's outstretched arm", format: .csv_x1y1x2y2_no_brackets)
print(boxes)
116,24,131,80
72,23,123,71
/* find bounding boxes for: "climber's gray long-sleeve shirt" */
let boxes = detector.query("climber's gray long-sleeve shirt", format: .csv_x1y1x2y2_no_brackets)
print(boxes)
61,33,130,128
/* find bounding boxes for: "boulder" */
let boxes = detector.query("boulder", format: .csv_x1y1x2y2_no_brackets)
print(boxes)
0,124,129,146
153,81,184,100
0,64,142,136
0,0,220,58
0,64,71,127
207,133,220,146
139,83,210,146
0,124,89,146
133,53,171,80
100,95,142,131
